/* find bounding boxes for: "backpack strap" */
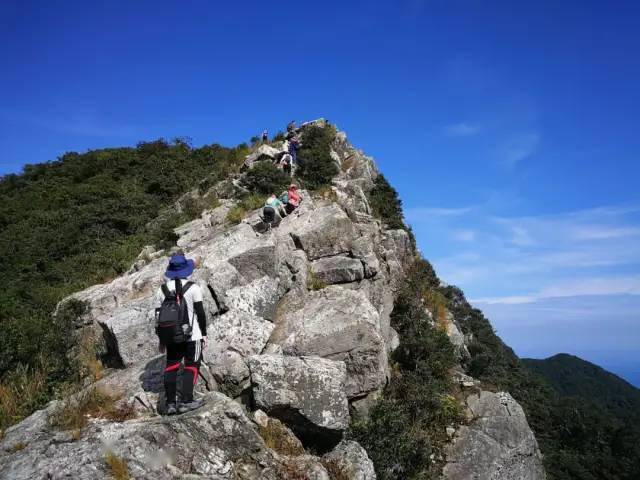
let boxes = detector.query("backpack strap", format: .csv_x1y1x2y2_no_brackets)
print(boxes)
161,283,172,298
182,281,194,295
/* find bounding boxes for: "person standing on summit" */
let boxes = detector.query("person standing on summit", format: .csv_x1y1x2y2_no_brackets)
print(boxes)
155,254,208,415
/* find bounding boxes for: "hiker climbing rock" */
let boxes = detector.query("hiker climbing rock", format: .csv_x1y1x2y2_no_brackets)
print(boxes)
263,193,286,228
288,137,300,170
155,254,207,415
284,184,301,214
280,152,293,176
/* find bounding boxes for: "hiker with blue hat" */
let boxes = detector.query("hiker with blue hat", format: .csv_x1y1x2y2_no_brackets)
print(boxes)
154,254,207,415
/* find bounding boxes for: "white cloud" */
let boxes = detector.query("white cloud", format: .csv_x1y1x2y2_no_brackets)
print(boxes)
405,206,472,222
444,122,480,137
472,276,640,305
496,132,540,166
452,229,476,242
411,202,640,303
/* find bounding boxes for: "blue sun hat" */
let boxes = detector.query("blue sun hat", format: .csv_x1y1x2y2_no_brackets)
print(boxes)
165,254,195,279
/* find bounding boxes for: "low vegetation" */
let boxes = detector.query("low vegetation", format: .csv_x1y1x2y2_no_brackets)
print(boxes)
306,270,328,291
226,194,264,224
0,139,249,428
241,161,290,196
0,356,50,430
322,459,350,480
258,419,305,457
50,387,135,432
351,258,463,480
5,441,27,453
297,124,338,190
105,451,130,480
367,174,405,230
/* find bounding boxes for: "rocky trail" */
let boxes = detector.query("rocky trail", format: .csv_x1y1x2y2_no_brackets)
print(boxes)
0,121,545,479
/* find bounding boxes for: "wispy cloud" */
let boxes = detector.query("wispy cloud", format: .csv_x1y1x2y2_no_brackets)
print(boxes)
2,108,143,138
496,132,540,166
444,122,481,137
473,275,640,305
452,229,476,242
405,206,472,222
409,202,640,305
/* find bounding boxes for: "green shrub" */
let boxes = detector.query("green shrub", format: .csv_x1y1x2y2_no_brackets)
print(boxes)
181,196,207,220
226,195,264,224
241,162,290,195
368,174,405,230
297,125,338,190
351,258,461,479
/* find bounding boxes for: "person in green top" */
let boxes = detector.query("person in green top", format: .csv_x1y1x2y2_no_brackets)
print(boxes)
263,194,286,227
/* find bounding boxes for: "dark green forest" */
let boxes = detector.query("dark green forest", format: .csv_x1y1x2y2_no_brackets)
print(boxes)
523,353,640,419
0,138,249,428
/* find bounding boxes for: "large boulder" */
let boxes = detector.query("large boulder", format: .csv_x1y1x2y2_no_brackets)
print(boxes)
248,354,349,450
311,256,364,285
267,286,388,399
0,393,282,480
197,223,281,319
243,144,284,169
287,203,355,260
323,440,377,480
442,391,546,480
207,309,274,397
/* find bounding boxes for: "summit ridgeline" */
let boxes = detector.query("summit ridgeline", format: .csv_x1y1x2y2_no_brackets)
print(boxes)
0,120,545,479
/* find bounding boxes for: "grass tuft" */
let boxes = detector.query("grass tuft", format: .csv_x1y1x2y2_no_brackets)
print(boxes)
105,451,130,480
322,459,350,480
50,387,136,432
5,441,27,453
258,419,305,457
0,357,50,430
306,270,327,291
226,194,264,224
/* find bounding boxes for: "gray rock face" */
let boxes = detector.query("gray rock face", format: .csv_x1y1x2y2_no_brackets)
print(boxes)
324,440,377,480
267,286,388,399
248,354,349,448
289,203,355,260
207,309,274,397
0,393,281,480
243,144,285,169
442,391,546,480
311,255,365,285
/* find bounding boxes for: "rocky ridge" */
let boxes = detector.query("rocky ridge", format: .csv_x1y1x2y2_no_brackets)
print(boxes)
0,120,545,479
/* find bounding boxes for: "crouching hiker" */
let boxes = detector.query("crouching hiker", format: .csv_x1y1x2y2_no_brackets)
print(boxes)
155,254,207,415
263,193,286,228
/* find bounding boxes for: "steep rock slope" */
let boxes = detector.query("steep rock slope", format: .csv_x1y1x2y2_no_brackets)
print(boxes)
0,121,545,479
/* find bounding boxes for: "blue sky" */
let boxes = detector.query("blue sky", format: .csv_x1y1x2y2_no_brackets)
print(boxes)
1,1,639,385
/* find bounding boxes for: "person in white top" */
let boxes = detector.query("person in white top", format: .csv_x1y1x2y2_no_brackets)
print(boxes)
156,254,208,414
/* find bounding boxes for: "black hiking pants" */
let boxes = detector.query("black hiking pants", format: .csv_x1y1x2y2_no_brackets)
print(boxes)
164,340,202,404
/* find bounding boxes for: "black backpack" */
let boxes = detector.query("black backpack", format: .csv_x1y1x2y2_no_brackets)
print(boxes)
155,280,193,345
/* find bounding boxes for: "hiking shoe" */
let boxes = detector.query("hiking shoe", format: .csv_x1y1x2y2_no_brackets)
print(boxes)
178,399,205,414
166,403,177,415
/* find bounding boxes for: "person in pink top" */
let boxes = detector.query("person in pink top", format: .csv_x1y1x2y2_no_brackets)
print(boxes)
285,184,301,214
